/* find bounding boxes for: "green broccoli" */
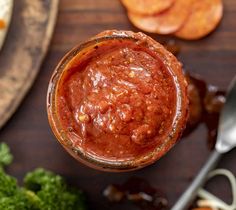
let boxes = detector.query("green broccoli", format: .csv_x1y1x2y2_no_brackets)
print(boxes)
0,143,87,210
0,143,13,169
0,189,40,210
24,168,87,210
0,143,16,197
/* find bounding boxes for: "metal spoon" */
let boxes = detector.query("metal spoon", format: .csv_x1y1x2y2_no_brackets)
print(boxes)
171,75,236,210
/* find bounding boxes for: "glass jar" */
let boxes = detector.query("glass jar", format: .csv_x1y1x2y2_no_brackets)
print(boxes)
47,30,188,172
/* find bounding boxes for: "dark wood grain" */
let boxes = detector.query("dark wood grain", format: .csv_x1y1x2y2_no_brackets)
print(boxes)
0,0,236,209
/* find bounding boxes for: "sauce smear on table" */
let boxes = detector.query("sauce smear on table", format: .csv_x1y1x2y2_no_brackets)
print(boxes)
184,74,225,149
103,177,168,210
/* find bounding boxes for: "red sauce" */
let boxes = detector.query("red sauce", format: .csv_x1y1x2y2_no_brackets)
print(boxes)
56,40,177,161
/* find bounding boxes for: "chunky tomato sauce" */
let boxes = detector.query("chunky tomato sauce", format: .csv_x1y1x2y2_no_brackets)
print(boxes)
56,40,177,161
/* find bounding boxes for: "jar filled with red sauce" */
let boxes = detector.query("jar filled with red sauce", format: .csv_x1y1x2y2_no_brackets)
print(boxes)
47,30,188,171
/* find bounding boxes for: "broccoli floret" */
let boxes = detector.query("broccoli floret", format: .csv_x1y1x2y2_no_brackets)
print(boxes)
0,170,17,197
24,168,87,210
0,143,41,210
0,143,87,210
0,143,16,197
0,189,40,210
0,143,13,169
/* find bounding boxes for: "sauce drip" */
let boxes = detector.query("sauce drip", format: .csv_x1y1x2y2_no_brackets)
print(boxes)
184,73,225,149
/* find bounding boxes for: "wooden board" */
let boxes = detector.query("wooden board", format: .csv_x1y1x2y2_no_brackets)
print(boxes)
0,0,59,129
0,0,236,210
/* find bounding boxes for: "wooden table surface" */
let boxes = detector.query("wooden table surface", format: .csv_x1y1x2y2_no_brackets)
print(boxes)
1,0,236,209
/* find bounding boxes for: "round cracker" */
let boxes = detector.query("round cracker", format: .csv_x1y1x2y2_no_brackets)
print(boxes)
174,0,223,40
121,0,174,15
128,0,192,34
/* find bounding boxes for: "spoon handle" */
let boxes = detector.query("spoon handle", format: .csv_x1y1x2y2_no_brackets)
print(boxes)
171,150,222,210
